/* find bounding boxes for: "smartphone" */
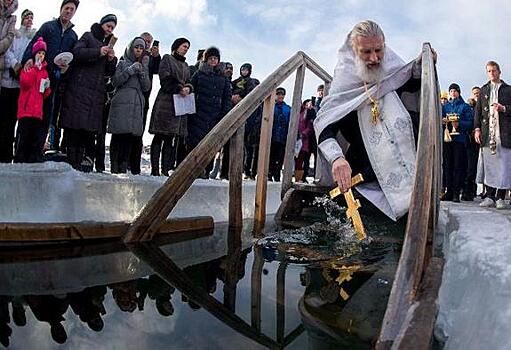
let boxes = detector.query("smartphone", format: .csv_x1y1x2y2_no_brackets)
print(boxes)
153,40,159,48
108,35,117,49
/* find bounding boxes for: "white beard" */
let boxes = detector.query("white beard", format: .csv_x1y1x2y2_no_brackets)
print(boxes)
354,54,384,83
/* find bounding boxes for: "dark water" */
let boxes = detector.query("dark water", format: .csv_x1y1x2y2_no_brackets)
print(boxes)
0,203,403,349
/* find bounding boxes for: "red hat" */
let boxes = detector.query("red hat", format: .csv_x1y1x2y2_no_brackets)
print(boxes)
32,37,47,55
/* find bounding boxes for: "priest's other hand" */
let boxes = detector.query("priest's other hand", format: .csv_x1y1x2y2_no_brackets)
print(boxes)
332,157,352,193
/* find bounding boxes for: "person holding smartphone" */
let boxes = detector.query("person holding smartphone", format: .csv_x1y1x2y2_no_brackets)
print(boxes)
128,32,161,175
59,13,118,172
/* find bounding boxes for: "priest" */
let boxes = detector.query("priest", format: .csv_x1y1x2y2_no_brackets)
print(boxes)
314,20,433,221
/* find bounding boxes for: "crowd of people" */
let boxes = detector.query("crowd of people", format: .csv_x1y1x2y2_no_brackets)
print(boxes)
441,60,511,209
0,0,322,182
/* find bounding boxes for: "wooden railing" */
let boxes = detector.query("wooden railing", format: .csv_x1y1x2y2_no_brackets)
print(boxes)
376,43,443,349
123,51,332,243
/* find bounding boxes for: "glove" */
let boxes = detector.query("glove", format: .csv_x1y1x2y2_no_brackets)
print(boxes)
127,62,142,75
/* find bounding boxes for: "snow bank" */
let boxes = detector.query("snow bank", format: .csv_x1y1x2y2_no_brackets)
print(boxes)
435,202,511,349
0,162,282,223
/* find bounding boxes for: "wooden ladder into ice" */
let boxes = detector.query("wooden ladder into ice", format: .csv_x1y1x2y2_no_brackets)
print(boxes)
122,51,333,242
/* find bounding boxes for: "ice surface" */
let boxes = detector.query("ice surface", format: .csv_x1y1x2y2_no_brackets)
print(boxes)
0,162,282,223
435,202,511,349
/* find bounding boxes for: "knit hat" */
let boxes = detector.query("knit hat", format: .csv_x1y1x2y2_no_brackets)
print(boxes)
276,87,286,95
171,37,190,53
448,83,461,94
32,37,47,55
204,46,220,61
440,91,448,99
132,37,146,48
100,14,117,26
60,0,79,10
21,9,33,20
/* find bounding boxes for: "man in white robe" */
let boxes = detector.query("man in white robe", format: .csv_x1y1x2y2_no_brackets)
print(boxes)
314,20,429,221
475,61,511,209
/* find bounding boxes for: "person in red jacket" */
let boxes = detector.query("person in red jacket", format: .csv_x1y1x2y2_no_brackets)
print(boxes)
14,37,51,163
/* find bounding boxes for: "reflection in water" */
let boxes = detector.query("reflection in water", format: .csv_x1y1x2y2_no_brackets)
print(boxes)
0,216,401,349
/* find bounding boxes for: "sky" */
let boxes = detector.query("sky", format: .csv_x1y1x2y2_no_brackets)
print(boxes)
14,0,511,141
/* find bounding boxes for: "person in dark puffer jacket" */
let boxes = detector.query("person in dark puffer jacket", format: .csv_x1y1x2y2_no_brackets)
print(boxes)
189,46,232,178
231,62,262,179
59,14,118,172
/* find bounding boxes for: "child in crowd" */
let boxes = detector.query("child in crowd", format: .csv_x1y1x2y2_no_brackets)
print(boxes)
107,37,150,173
14,37,51,163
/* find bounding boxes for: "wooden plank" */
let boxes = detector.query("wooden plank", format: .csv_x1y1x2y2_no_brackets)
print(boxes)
301,51,333,83
129,243,278,349
281,64,306,199
0,229,213,263
393,257,444,350
376,43,441,349
0,217,214,243
229,127,245,231
253,92,276,236
123,52,305,243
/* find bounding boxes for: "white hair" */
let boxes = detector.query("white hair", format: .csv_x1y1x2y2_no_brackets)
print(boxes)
349,20,385,52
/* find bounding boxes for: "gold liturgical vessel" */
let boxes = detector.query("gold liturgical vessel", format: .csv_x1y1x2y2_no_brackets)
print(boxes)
329,173,366,240
443,113,460,142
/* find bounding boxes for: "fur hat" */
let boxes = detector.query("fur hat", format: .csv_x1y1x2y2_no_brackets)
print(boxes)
448,83,461,94
100,14,117,26
21,9,33,20
60,0,79,10
32,37,47,55
204,46,220,61
171,37,190,53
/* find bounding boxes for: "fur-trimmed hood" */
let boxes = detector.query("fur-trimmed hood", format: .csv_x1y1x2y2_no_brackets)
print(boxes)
1,0,18,18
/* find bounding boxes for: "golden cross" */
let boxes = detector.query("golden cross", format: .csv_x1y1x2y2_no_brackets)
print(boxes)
329,173,366,240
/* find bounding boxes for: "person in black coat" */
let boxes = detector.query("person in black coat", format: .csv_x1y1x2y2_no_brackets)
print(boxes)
189,46,232,178
59,14,117,171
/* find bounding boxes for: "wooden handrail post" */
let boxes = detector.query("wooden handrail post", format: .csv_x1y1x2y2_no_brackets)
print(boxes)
281,63,306,199
253,92,276,237
229,127,245,232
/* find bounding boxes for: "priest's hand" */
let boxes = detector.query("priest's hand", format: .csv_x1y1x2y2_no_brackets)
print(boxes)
332,157,352,193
